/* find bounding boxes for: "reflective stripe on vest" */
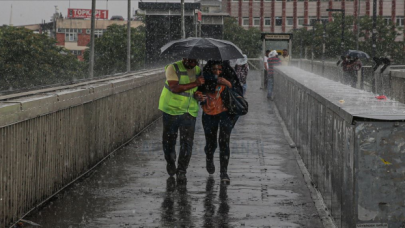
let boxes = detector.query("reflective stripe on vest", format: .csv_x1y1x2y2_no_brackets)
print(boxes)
163,84,191,97
158,61,201,117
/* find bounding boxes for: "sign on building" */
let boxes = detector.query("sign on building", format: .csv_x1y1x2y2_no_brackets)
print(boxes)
67,8,109,19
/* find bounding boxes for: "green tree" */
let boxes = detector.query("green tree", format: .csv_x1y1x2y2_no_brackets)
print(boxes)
223,17,262,58
0,26,85,91
358,16,404,64
83,24,146,77
290,14,405,64
291,14,356,60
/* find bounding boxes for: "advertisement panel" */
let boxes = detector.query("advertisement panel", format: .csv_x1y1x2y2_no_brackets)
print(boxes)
68,8,109,19
197,11,202,22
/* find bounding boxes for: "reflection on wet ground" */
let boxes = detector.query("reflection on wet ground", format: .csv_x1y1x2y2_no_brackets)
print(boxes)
160,177,195,227
24,71,324,227
160,176,230,228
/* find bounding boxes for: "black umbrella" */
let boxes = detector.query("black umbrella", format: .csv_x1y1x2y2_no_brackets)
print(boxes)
344,50,370,59
160,37,244,60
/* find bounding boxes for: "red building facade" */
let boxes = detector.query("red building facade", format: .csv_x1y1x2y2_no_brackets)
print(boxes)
222,0,405,40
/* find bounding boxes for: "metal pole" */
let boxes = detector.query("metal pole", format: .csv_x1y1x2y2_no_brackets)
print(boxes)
181,0,186,39
89,0,96,78
300,34,303,68
372,0,377,93
311,25,314,72
195,10,198,37
356,0,360,50
322,21,326,75
341,10,345,55
372,0,377,59
127,0,131,72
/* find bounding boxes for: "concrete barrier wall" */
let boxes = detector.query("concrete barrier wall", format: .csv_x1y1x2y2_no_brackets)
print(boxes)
274,66,405,228
0,70,165,227
292,59,405,104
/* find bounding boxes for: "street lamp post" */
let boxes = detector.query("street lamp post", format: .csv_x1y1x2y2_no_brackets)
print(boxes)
292,28,304,67
321,20,327,75
372,0,377,93
303,23,315,72
326,8,345,55
127,0,131,72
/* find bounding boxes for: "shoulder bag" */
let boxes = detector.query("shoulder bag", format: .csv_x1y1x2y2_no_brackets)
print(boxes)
222,87,248,116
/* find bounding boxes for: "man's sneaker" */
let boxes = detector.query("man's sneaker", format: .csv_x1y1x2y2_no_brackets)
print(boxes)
220,172,230,184
206,158,215,174
176,172,187,183
166,163,177,177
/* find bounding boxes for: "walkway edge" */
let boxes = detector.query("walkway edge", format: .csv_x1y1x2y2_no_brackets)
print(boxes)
272,102,337,228
9,116,163,228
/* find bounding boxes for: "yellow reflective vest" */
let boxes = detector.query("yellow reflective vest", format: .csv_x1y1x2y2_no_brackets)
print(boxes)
158,61,201,117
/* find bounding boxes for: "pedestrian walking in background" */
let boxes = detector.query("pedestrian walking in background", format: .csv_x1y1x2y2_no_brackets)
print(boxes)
342,56,362,88
198,60,243,184
158,58,206,182
267,50,281,100
262,50,270,89
280,49,291,66
234,54,249,96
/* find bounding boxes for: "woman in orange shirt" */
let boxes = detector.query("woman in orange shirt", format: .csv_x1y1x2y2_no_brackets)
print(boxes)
198,60,242,184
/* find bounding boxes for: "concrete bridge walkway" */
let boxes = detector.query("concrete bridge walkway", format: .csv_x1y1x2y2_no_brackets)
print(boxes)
24,71,325,227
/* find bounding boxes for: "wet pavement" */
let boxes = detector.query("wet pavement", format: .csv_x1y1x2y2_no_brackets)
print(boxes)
24,71,324,227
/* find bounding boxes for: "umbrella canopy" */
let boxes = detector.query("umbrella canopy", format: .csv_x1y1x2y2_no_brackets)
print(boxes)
160,37,244,60
344,50,370,59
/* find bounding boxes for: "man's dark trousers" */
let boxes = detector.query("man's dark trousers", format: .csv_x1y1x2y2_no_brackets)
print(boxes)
162,112,196,174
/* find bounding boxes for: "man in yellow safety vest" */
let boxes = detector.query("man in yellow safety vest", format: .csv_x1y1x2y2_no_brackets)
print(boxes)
158,58,205,182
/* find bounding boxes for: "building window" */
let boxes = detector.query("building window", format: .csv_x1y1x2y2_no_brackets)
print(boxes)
397,17,404,26
254,17,260,26
64,28,83,42
286,17,294,26
95,30,104,38
275,17,282,26
384,17,392,25
321,17,328,22
298,17,304,26
71,50,82,56
264,17,271,26
309,17,317,25
242,17,249,26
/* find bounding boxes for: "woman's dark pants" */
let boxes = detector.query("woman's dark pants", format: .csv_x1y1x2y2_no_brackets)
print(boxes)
162,112,196,174
202,112,238,174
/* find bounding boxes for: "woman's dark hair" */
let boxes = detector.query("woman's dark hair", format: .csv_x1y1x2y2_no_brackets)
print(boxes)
203,60,223,74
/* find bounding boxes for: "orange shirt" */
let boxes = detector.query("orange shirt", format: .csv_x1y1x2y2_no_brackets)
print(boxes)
202,86,227,115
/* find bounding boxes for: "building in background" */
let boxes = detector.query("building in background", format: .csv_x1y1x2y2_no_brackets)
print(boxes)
54,18,142,61
137,0,228,65
221,0,404,40
198,0,229,38
21,8,143,61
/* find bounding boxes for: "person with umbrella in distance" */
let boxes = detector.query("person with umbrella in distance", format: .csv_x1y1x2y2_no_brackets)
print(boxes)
197,60,243,184
158,58,206,182
341,50,366,88
267,50,281,100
